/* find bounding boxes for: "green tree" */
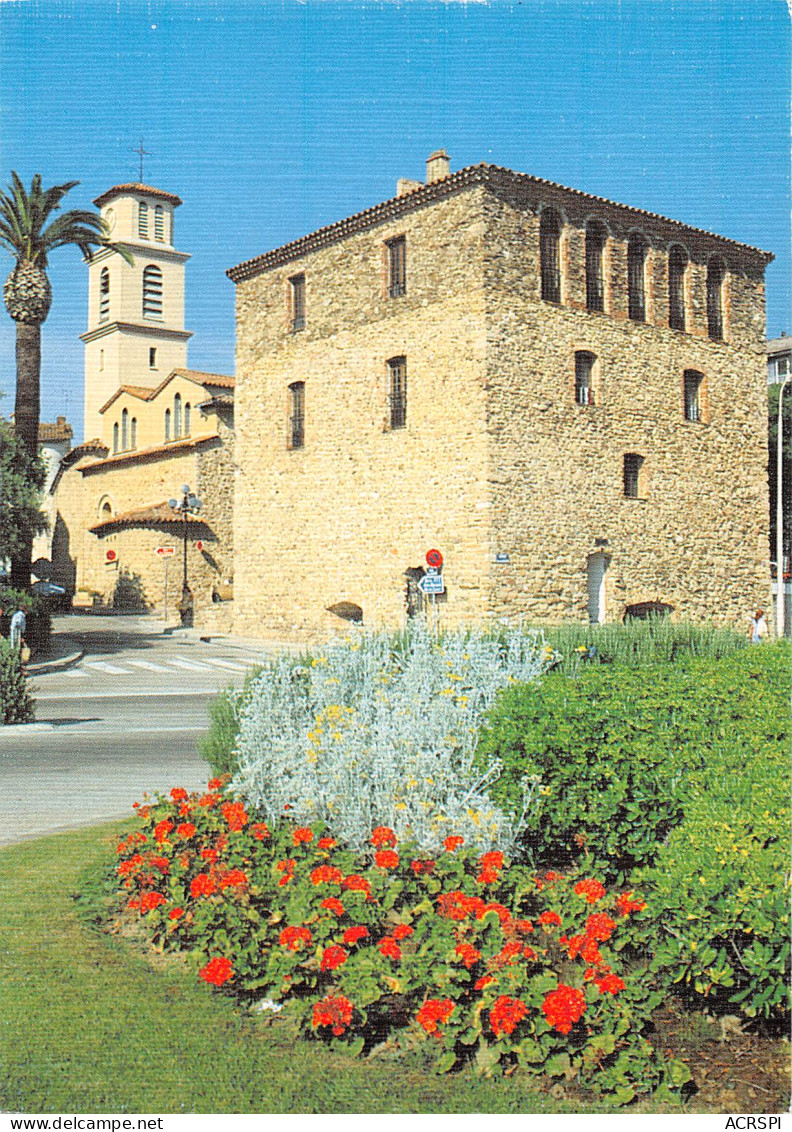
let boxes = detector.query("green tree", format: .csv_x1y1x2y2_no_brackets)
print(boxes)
0,172,132,587
0,414,46,570
767,385,792,572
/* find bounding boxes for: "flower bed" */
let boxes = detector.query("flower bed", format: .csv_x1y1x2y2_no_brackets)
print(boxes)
109,779,692,1106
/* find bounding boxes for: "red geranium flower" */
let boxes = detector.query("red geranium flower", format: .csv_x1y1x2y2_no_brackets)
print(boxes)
279,925,313,951
140,891,167,913
251,823,270,840
374,849,399,869
153,819,174,843
200,848,219,863
127,897,141,911
371,826,397,848
416,997,455,1036
293,827,314,845
538,910,562,927
178,802,193,817
218,868,248,890
207,777,224,790
169,907,185,921
574,878,606,904
411,859,435,875
545,870,563,882
317,836,336,850
320,945,348,971
378,937,401,961
596,973,626,996
199,956,233,986
444,835,464,852
177,822,197,840
586,913,616,942
312,994,353,1036
495,940,523,966
117,855,141,877
515,919,534,934
342,925,369,945
198,793,220,808
320,897,345,916
391,924,413,941
489,995,528,1038
170,787,188,802
542,984,587,1034
474,975,494,991
190,873,217,898
149,855,170,875
311,865,345,886
437,890,480,921
342,874,371,898
221,802,248,832
480,850,504,870
477,866,500,885
615,891,646,917
455,942,482,968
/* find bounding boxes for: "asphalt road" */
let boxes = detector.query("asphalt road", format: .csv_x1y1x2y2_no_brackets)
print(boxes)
0,614,272,846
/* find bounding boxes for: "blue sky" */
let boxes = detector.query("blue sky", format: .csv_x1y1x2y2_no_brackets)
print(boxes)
0,0,789,441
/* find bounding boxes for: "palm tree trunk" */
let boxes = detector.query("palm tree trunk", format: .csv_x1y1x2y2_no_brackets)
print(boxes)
10,320,41,588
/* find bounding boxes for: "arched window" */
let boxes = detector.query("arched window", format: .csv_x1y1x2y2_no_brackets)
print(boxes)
574,351,597,406
668,246,687,331
142,265,163,319
683,370,705,423
174,393,182,437
121,408,128,450
165,408,171,442
184,402,191,436
113,422,119,453
99,267,110,321
585,220,607,312
627,234,648,322
707,258,725,341
154,205,164,241
138,200,149,239
130,417,137,449
540,208,562,303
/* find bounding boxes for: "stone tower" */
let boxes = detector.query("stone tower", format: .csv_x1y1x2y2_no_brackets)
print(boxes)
80,183,192,438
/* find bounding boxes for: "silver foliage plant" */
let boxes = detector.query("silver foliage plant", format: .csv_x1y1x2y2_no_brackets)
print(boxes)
232,620,558,855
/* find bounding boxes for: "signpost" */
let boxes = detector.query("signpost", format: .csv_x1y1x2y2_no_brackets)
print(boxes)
105,549,117,563
418,572,445,595
155,547,176,622
420,549,445,623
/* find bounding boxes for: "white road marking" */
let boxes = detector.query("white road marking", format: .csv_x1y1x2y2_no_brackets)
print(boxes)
83,660,133,674
165,657,214,672
126,658,171,672
188,656,248,672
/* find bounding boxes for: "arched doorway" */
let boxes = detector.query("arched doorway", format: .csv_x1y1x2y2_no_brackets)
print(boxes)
587,553,610,625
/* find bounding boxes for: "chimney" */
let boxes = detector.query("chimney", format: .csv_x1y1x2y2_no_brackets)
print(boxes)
396,177,423,198
426,149,450,184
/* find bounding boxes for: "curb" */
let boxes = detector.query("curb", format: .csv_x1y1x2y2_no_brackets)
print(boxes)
27,639,85,676
0,721,55,734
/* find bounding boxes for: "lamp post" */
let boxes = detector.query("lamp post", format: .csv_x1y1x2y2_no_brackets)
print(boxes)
168,484,202,626
776,377,791,637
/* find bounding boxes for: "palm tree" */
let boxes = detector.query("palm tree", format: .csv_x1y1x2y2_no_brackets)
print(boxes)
0,172,132,587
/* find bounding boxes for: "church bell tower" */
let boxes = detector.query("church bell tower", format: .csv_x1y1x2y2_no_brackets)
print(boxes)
81,183,192,439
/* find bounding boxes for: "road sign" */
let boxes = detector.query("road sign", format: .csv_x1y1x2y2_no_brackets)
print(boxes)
418,573,445,595
155,546,176,557
105,549,117,562
426,548,443,569
196,540,204,552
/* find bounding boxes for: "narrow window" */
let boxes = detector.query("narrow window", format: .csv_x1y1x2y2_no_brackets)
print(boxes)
575,351,596,406
113,422,119,453
623,453,645,498
540,208,562,303
707,258,725,341
99,267,110,321
99,349,104,372
683,370,704,422
668,246,687,331
130,417,137,449
290,274,305,331
143,265,163,319
174,393,182,437
121,408,128,451
627,234,647,322
778,357,790,381
165,408,171,442
138,200,149,239
585,220,606,312
184,402,191,436
149,347,157,369
289,381,305,449
387,236,406,298
388,356,407,429
154,205,164,241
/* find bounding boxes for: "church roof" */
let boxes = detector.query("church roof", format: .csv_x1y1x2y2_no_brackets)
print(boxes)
93,183,183,208
167,368,235,390
89,500,205,533
227,161,773,283
98,384,157,415
98,371,234,415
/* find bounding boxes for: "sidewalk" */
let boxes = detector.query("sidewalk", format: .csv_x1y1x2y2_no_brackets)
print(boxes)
27,634,84,676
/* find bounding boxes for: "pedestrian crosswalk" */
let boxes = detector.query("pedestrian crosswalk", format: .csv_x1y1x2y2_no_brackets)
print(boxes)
60,653,252,679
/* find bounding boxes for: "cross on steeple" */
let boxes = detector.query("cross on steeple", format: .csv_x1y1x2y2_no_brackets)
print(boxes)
131,139,151,181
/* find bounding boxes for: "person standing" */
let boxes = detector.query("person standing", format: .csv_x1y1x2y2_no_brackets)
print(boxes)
9,606,26,650
748,609,769,644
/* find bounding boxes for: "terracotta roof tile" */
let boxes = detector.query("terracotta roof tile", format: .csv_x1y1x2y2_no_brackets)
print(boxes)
38,417,73,443
93,183,182,208
80,433,220,474
89,500,204,533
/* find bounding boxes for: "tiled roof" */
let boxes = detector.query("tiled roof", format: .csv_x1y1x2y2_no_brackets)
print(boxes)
99,372,233,415
38,416,73,443
80,433,221,475
98,384,157,414
227,161,773,283
169,368,235,390
767,336,791,356
93,183,182,208
89,500,205,533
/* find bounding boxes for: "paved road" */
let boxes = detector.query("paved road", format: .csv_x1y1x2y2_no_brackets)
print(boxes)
0,614,271,846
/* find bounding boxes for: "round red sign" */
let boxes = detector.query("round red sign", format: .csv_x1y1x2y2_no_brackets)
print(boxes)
426,548,443,569
196,540,204,552
106,549,117,562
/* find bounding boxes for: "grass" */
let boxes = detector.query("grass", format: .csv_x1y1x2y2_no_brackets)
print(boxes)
0,823,623,1115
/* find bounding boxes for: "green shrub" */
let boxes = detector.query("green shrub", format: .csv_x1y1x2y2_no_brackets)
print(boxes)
106,781,691,1105
0,639,33,723
0,585,51,653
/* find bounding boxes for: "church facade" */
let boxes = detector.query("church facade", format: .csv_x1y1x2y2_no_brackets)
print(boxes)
228,153,773,638
48,183,234,617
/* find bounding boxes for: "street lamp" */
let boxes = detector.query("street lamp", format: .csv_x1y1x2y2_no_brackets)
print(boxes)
775,377,791,637
168,484,202,626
